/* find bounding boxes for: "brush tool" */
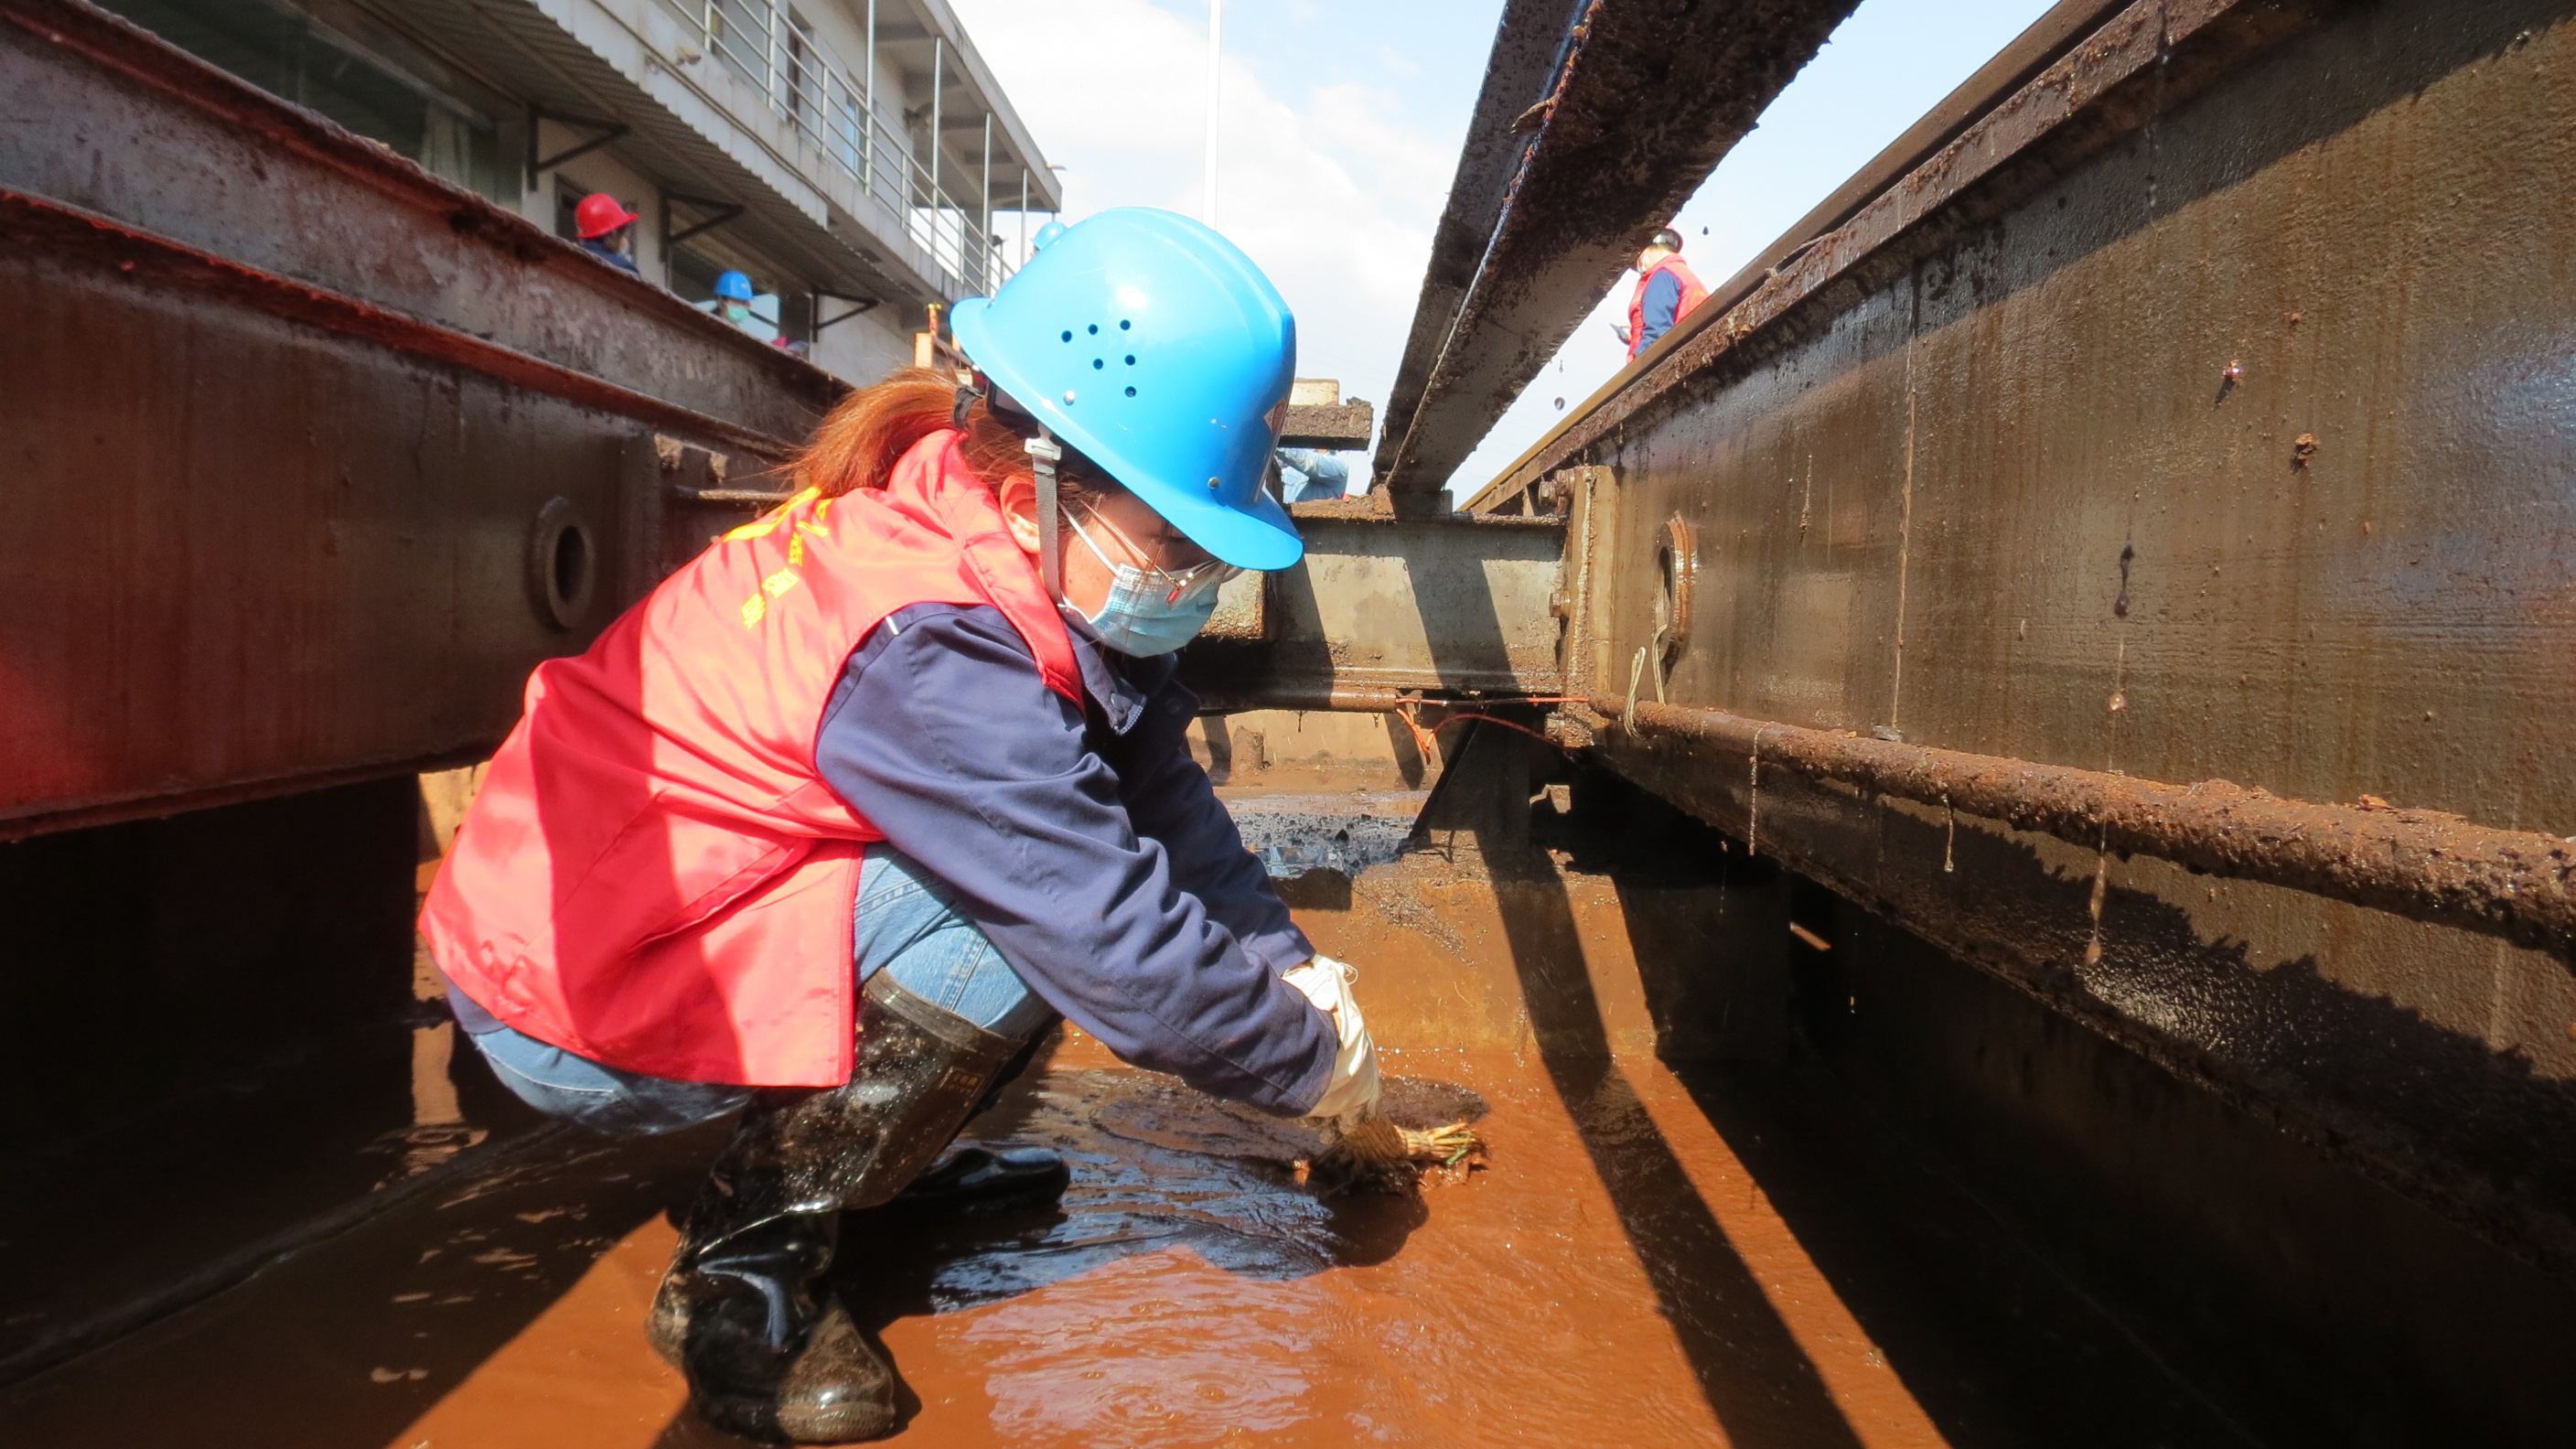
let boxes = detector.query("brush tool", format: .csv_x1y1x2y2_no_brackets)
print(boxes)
1309,1109,1483,1195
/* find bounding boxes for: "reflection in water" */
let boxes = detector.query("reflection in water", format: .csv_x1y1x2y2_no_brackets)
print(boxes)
393,1021,488,1180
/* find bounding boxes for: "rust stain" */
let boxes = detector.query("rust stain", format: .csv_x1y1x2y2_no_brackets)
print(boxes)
1599,695,2576,958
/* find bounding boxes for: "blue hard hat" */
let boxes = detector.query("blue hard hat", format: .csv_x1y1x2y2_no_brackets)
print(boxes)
714,270,755,302
950,209,1301,571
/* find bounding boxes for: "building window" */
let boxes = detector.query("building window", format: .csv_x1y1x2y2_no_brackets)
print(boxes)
96,0,521,203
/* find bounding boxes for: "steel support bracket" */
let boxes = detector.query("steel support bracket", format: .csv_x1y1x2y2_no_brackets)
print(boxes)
813,291,881,332
665,193,746,247
528,106,631,179
1177,507,1567,711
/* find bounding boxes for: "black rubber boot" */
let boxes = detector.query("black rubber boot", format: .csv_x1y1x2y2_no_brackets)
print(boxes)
878,1143,1070,1218
649,973,1033,1443
863,1000,1068,1219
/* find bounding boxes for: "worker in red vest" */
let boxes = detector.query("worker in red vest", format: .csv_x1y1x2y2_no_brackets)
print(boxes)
420,209,1379,1442
1612,227,1709,359
575,192,642,274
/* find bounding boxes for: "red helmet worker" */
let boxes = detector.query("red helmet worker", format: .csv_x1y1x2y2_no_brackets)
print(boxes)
420,209,1379,1442
574,192,642,275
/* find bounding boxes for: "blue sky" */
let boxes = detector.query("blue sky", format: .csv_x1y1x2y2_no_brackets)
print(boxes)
950,0,2059,490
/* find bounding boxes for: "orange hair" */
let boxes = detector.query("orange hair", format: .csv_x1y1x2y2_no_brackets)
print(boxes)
793,368,1110,500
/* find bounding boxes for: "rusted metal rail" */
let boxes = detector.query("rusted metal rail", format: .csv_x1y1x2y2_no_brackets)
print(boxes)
1350,0,2576,1315
1370,0,1857,501
1596,695,2576,959
0,0,838,438
0,192,800,463
1178,507,1567,710
1464,0,2131,515
1475,0,2330,508
0,0,831,838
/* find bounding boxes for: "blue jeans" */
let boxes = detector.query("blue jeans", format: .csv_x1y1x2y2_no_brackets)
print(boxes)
462,844,1049,1135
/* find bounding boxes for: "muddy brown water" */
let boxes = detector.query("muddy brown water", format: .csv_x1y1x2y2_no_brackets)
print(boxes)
0,806,2249,1447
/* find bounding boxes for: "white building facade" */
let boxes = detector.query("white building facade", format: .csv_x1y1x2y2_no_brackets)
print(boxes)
101,0,1059,384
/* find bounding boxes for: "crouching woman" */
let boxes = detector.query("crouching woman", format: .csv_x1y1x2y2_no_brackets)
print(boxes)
418,209,1378,1443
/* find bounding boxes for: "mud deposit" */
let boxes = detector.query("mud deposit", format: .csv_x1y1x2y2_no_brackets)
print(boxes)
0,791,2254,1449
0,1029,2249,1449
1220,790,1427,879
2,1054,1761,1448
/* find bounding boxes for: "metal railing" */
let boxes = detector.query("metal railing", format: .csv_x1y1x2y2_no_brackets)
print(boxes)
656,0,1028,298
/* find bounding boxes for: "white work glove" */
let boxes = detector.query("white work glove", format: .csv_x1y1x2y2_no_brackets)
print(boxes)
1283,954,1380,1124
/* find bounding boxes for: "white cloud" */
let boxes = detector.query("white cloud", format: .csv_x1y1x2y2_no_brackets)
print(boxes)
950,0,1461,481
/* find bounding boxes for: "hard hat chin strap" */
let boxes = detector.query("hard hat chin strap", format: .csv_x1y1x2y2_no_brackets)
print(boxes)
1024,428,1064,601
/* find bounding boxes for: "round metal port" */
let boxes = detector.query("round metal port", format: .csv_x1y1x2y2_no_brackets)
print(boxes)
528,496,597,631
1653,514,1697,660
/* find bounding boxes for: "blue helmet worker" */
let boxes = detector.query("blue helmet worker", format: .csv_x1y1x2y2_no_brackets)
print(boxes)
423,207,1379,1442
1274,447,1352,504
710,269,757,328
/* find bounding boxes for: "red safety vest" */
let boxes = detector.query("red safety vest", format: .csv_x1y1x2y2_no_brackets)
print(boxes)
1626,254,1710,359
419,431,1080,1087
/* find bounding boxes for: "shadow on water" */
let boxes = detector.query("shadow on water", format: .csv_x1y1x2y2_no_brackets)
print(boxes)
1562,766,2277,1448
1424,720,1869,1449
0,1113,723,1449
1566,758,2576,1448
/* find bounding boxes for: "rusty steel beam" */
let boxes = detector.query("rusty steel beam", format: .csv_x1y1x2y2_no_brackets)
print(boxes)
1368,0,1589,504
1465,0,2131,516
0,0,821,839
1186,685,1420,716
1277,401,1376,452
1512,0,2576,1283
0,191,801,464
0,0,841,442
1370,0,1858,500
1595,695,2576,959
1477,0,2332,504
0,218,782,840
1176,510,1567,711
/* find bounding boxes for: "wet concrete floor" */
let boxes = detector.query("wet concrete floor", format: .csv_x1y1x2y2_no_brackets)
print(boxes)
0,786,2255,1448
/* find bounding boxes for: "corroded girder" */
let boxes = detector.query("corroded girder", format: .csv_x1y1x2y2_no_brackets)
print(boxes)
0,0,816,837
1595,695,2576,960
1371,0,1858,499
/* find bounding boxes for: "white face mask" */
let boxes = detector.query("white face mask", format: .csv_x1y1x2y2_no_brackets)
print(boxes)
1062,506,1239,656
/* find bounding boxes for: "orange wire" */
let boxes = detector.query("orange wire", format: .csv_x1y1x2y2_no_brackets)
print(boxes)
1391,698,1582,757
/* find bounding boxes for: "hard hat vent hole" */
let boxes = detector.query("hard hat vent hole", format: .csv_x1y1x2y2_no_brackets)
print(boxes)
1087,324,1099,335
1060,330,1071,342
1120,320,1132,330
1125,386,1137,397
1092,358,1104,370
1124,355,1135,365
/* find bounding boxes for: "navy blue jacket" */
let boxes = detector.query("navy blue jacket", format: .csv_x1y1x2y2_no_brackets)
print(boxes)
1637,268,1684,351
811,602,1332,1117
584,238,641,274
